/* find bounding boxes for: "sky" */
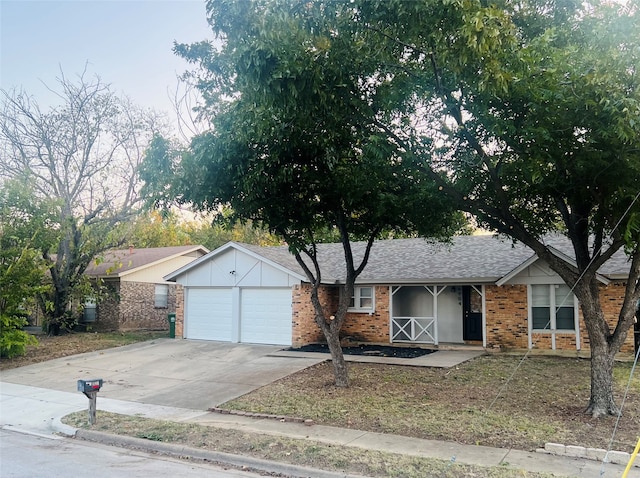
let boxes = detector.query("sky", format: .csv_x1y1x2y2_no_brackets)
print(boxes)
0,0,212,120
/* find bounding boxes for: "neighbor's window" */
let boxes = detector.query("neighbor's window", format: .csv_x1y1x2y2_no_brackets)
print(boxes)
349,286,374,312
83,298,97,322
154,284,169,308
531,284,576,331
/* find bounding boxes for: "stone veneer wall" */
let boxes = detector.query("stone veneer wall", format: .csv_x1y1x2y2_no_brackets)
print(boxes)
116,281,174,331
93,280,120,331
291,284,390,347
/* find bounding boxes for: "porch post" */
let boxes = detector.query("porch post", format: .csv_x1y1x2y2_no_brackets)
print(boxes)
480,285,487,348
388,286,394,343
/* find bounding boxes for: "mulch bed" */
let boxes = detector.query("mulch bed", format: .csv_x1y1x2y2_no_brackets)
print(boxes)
288,343,435,358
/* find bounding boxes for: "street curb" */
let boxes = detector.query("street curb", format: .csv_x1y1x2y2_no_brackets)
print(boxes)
75,429,369,478
52,417,79,437
539,442,639,468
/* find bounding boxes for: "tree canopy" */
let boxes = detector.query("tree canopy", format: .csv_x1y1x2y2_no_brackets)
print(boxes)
148,0,638,405
143,0,463,385
0,71,165,333
353,0,640,416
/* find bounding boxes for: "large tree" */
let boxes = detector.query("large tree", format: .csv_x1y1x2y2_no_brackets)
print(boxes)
353,0,640,416
0,71,164,333
143,0,462,386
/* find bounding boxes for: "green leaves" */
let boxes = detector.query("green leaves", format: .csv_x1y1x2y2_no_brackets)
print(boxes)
170,0,462,264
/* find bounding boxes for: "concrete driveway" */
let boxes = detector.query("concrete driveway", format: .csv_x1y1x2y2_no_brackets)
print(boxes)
0,339,324,410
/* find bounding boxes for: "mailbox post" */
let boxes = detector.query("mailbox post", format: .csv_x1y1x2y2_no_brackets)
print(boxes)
77,379,103,425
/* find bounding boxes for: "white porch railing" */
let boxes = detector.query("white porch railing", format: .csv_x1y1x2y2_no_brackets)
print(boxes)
391,316,438,344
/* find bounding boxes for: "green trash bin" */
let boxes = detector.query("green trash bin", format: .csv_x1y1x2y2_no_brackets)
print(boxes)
167,313,176,338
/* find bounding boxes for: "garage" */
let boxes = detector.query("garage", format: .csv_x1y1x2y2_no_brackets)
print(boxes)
167,242,304,346
185,287,292,345
185,288,232,341
240,288,292,345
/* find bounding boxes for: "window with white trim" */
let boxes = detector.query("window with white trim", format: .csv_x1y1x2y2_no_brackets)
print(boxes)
531,284,576,331
349,286,374,312
83,298,97,322
154,284,169,308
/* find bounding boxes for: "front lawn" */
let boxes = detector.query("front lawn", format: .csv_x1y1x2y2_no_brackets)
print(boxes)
223,355,639,453
0,330,168,371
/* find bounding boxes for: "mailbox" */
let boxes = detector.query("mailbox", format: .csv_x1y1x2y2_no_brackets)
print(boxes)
77,379,103,394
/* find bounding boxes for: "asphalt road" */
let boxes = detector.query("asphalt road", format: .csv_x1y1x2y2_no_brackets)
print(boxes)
0,429,269,478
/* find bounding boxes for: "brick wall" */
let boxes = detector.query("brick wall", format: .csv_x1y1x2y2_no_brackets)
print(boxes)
173,280,635,355
292,284,390,347
586,282,635,354
94,280,178,332
485,282,635,355
93,280,120,331
291,284,332,347
116,281,174,331
341,286,390,344
175,284,184,338
485,284,529,350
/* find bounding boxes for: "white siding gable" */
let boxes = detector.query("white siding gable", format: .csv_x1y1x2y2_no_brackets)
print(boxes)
507,259,564,285
175,247,300,287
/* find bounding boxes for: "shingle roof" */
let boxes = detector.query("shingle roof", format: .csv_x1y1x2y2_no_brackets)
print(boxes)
239,235,631,284
85,245,208,277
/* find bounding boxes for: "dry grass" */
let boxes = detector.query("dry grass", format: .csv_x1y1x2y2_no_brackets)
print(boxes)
6,332,639,473
63,411,559,478
223,355,640,453
0,330,168,371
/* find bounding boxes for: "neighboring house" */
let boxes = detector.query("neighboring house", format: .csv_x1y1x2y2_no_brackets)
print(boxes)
84,245,208,331
164,236,636,356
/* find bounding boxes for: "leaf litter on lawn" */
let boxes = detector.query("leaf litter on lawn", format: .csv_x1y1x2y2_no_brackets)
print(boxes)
223,355,639,453
63,410,559,478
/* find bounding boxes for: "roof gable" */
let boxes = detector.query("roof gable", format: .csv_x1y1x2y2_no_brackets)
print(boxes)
164,242,307,285
496,245,611,286
85,245,209,278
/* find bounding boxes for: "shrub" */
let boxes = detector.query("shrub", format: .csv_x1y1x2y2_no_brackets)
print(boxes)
0,314,38,358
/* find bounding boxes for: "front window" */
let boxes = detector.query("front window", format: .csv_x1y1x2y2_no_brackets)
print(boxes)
349,286,374,312
531,284,576,331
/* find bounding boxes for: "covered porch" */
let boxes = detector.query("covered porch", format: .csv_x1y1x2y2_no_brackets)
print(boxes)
390,285,485,346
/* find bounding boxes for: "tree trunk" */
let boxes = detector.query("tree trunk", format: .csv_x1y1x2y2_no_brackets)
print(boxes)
324,320,349,387
307,282,350,387
586,341,618,417
574,280,619,417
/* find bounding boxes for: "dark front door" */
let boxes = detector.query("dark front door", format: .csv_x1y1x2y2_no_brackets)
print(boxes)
462,286,483,341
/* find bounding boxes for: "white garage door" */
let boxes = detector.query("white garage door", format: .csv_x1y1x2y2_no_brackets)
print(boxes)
240,289,292,346
185,288,233,341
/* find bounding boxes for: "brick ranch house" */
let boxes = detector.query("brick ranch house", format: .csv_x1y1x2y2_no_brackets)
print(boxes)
165,236,637,356
83,245,208,331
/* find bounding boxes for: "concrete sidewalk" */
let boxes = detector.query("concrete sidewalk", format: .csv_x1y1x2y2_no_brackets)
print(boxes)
0,382,633,478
